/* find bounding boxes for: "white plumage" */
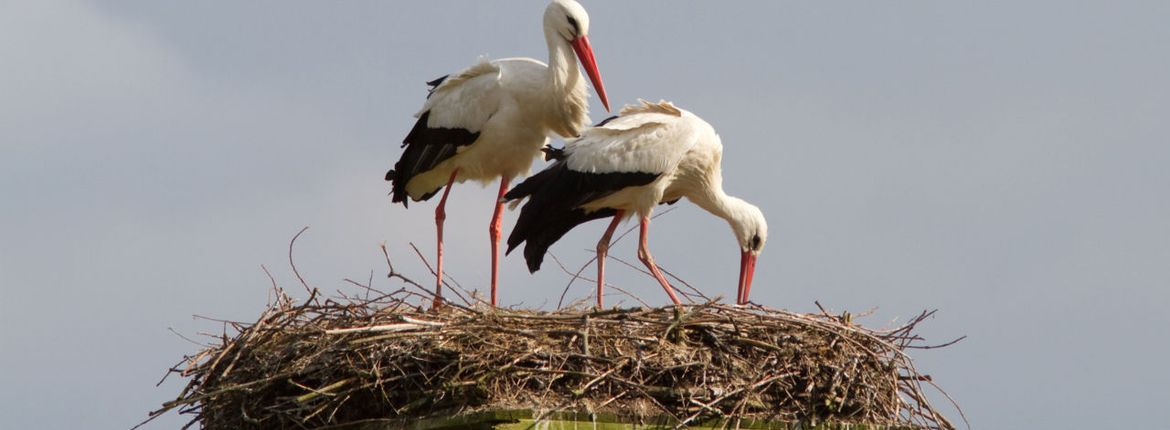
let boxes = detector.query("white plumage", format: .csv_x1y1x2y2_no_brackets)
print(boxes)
566,113,700,174
386,0,610,308
505,100,769,307
403,60,557,195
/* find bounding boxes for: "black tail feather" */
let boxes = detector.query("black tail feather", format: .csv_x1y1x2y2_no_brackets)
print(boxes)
519,207,616,273
505,162,659,272
503,161,562,204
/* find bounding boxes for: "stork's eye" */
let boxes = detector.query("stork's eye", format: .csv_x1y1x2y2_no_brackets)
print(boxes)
566,16,580,36
751,234,762,251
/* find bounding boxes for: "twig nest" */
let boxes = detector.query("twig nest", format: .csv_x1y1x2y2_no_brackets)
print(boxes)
149,289,956,429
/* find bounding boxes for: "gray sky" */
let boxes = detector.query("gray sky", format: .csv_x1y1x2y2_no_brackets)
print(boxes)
2,1,1168,429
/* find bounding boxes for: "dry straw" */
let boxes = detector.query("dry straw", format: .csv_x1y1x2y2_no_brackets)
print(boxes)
141,234,962,430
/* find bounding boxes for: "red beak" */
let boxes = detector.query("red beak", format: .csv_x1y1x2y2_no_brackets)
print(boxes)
737,250,757,305
570,35,610,112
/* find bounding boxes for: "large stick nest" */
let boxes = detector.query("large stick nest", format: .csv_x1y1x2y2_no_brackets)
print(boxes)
147,285,959,429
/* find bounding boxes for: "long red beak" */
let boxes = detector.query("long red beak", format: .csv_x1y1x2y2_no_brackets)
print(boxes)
570,35,610,112
737,250,757,305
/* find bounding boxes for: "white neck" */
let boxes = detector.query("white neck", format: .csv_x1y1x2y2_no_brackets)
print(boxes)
690,177,753,230
541,26,589,137
544,26,581,94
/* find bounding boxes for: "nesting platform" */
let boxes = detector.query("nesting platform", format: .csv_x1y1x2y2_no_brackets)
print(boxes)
146,289,954,429
329,409,918,430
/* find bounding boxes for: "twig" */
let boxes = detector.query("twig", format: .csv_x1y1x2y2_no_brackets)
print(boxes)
325,323,435,335
407,242,474,308
906,335,967,350
609,256,694,304
554,207,679,308
288,226,314,297
547,253,651,308
168,327,209,348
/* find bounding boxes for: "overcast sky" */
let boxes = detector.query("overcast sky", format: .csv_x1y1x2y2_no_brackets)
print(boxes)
2,1,1168,429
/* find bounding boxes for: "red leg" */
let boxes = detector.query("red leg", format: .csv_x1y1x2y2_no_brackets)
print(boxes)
636,216,682,305
433,169,459,309
595,211,624,308
488,176,511,307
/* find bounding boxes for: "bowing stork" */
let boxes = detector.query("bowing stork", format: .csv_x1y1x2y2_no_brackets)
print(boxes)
504,100,768,307
385,0,610,307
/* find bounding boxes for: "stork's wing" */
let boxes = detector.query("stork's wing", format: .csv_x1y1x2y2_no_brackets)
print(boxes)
418,61,503,131
503,103,701,272
563,109,699,176
386,61,502,205
502,157,657,272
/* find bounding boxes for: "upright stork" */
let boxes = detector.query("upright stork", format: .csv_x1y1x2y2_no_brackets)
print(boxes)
504,100,768,307
385,0,610,307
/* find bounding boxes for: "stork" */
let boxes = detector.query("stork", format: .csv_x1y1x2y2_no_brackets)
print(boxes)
504,100,768,307
385,0,610,308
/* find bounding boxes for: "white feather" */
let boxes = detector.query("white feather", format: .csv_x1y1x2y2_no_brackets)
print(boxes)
561,102,766,255
565,106,707,175
396,0,600,197
418,60,502,132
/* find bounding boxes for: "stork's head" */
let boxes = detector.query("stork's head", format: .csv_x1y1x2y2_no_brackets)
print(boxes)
546,0,590,40
727,201,768,305
544,0,610,111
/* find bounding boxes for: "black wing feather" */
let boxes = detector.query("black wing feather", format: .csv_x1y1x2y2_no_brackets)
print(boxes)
541,145,565,161
385,110,479,207
504,162,659,272
594,115,620,127
425,74,449,99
